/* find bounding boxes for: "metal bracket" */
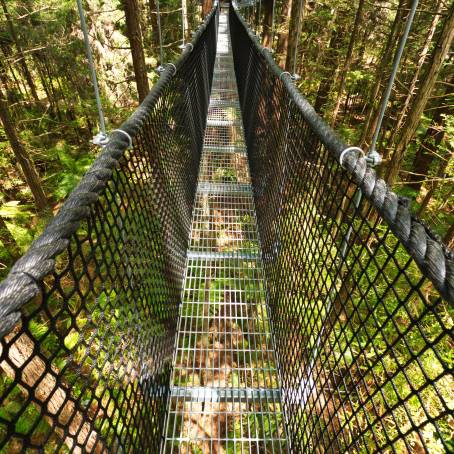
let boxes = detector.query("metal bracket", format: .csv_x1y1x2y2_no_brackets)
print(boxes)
92,131,109,146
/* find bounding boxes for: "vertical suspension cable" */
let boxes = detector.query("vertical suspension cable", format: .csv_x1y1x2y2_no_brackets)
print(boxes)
180,0,186,48
270,0,276,50
76,0,107,145
368,0,419,162
300,0,419,403
156,0,164,70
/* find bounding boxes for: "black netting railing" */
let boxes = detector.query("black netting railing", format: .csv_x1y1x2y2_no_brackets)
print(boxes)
0,7,217,452
230,5,453,454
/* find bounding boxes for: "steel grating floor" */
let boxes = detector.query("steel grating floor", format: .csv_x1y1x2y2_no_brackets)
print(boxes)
161,7,288,454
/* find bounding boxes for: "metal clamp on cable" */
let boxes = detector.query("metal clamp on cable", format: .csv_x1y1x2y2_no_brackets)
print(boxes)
365,148,382,167
112,129,133,149
339,146,365,169
279,71,291,81
186,43,194,52
167,63,177,75
92,132,109,147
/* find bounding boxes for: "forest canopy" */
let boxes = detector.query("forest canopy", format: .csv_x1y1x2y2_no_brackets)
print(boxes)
0,0,452,277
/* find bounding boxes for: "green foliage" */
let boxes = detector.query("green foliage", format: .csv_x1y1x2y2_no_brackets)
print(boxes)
45,142,94,199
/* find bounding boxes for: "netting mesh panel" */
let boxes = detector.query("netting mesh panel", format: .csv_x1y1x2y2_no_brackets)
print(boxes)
0,13,216,453
230,7,453,454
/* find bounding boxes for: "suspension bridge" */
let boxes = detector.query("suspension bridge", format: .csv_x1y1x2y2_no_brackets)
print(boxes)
0,2,452,453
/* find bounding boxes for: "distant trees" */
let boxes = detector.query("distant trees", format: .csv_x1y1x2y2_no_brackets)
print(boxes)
0,89,48,211
250,0,454,243
0,0,206,277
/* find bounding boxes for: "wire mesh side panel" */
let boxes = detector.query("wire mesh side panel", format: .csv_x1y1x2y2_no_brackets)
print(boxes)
0,14,217,454
230,7,453,454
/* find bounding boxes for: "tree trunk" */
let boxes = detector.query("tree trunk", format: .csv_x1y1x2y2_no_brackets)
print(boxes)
390,1,442,140
0,0,40,104
330,0,365,126
261,0,274,48
417,154,451,217
285,0,304,72
359,0,408,147
202,0,213,18
0,89,48,212
407,79,453,192
313,20,345,114
1,43,26,98
386,1,454,185
123,0,149,103
276,0,292,68
148,0,160,49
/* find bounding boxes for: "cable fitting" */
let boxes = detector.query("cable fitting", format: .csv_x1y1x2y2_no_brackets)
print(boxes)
92,132,109,147
339,146,365,169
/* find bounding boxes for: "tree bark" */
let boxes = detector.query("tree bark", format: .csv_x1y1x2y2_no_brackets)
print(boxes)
330,0,365,126
359,0,408,147
313,19,345,114
0,0,40,103
285,0,304,72
202,0,213,18
261,0,274,48
123,0,149,103
417,154,451,217
407,79,452,192
389,1,442,141
0,89,48,212
386,1,454,185
276,0,292,68
148,0,160,49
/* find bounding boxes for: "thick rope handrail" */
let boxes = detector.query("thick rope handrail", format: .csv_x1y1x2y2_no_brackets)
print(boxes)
0,4,219,338
231,1,454,304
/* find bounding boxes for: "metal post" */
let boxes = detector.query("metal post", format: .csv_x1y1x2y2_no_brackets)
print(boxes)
368,0,419,162
156,0,165,71
270,0,276,50
76,0,107,145
180,0,186,49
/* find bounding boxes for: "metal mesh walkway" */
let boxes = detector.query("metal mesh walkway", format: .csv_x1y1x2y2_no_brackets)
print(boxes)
162,8,288,453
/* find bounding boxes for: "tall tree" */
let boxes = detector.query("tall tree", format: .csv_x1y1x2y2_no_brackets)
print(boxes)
285,0,304,72
386,1,454,184
360,0,409,147
275,0,292,67
123,0,149,102
202,0,213,18
0,89,48,212
313,14,346,113
261,0,274,48
388,1,443,143
407,78,453,192
0,0,40,104
330,0,365,126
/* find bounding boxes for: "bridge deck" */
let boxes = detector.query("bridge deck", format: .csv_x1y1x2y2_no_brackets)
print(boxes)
162,8,288,454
